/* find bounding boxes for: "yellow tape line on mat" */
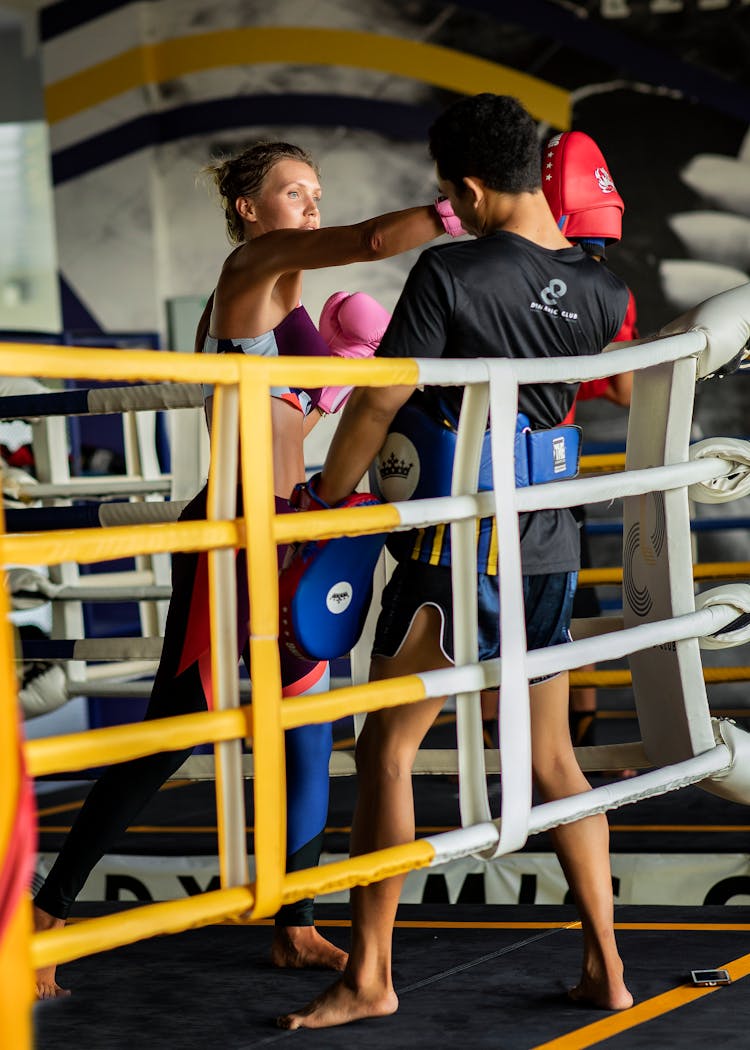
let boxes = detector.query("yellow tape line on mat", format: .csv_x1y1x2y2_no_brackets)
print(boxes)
532,950,750,1049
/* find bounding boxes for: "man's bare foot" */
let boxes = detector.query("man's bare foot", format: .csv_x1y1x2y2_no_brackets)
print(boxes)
270,925,348,971
33,906,70,1000
568,973,633,1011
277,975,398,1030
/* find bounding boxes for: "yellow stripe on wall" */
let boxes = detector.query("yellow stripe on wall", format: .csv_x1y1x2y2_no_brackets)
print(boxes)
44,27,571,128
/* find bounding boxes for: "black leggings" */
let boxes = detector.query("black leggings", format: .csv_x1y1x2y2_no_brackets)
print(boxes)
35,485,332,926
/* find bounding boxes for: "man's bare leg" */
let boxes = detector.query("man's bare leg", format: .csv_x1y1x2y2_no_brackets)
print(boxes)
278,608,448,1030
530,673,632,1011
270,925,348,970
33,905,70,1000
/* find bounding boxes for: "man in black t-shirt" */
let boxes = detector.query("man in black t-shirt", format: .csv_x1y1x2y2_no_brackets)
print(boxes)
280,94,633,1033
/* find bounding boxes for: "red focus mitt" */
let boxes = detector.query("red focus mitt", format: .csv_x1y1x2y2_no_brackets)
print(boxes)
542,130,624,243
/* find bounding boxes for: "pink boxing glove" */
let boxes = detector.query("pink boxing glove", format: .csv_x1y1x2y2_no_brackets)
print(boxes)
316,290,392,414
434,196,466,237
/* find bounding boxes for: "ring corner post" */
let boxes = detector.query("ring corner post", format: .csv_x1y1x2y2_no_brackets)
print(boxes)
624,355,715,765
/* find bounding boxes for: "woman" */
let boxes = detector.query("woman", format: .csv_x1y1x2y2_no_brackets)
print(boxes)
33,139,455,998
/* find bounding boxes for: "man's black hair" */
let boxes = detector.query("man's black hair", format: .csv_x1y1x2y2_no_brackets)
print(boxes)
428,93,541,195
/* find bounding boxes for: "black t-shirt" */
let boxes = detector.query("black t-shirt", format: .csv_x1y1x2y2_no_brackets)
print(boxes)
376,231,629,575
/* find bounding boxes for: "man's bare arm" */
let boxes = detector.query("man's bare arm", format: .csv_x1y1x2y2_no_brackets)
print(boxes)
316,385,415,505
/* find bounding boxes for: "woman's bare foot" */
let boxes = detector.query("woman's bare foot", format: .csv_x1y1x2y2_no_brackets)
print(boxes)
568,971,633,1011
33,906,70,1000
270,925,348,971
277,975,398,1030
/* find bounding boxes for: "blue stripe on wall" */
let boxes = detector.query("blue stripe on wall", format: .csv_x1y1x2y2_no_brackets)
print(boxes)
58,272,104,333
40,0,142,42
51,94,438,185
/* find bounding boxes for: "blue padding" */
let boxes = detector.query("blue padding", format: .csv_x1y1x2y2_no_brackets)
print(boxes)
0,388,90,419
285,664,332,855
287,529,388,661
522,423,582,483
371,402,580,502
4,503,106,532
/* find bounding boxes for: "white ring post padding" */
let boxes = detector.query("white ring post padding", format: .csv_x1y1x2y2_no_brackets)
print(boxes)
450,377,492,829
688,438,750,503
624,352,717,766
695,583,750,649
97,500,188,526
702,719,750,804
87,382,204,414
658,281,750,380
484,361,532,859
206,382,250,891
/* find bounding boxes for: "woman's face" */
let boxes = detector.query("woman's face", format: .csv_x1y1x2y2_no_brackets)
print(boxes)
242,159,321,235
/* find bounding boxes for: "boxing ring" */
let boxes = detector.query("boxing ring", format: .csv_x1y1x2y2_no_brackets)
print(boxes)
3,283,750,1046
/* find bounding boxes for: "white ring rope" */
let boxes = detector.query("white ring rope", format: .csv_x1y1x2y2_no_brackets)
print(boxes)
515,456,733,513
425,743,733,867
98,499,188,526
4,477,173,501
295,452,735,542
54,585,172,602
86,382,203,414
415,329,706,391
412,595,750,708
7,567,171,606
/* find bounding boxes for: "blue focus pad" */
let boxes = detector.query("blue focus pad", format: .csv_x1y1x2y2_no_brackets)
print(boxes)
370,401,494,501
279,494,387,661
525,424,581,483
514,413,531,487
370,402,581,503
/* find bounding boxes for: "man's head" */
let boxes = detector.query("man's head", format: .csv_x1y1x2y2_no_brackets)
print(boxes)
428,94,541,197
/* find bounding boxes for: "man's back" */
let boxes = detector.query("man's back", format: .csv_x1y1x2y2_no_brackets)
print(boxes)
377,229,630,429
